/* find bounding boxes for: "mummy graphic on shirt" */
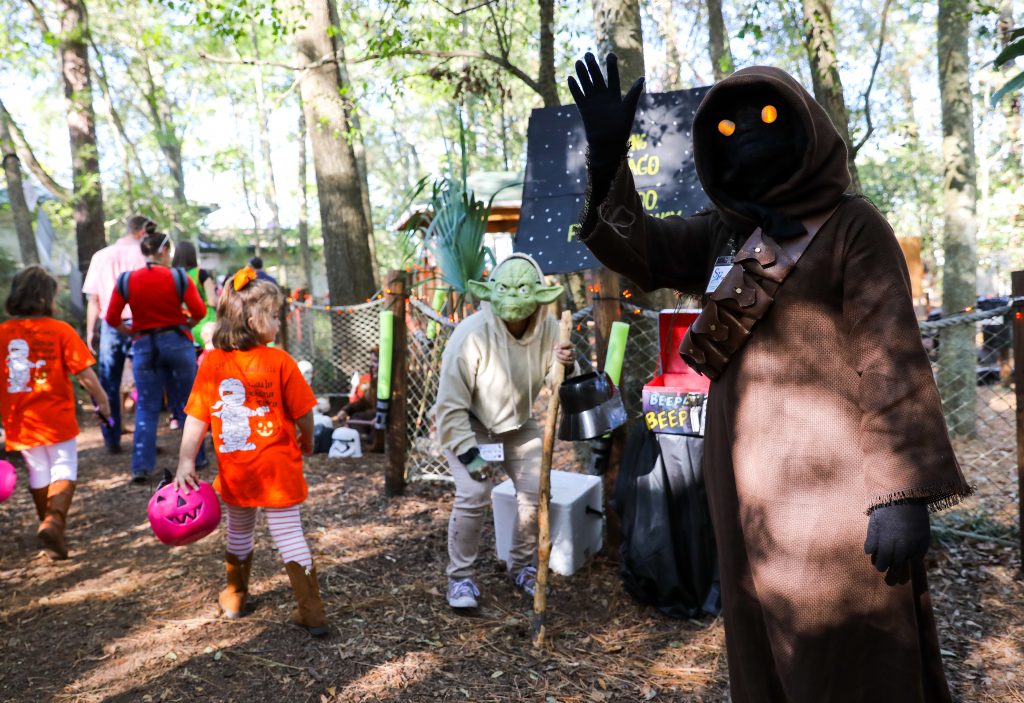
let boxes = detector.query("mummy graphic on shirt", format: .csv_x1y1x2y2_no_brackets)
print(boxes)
211,378,269,453
6,339,46,394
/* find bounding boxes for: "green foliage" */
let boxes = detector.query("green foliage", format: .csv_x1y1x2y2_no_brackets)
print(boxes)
416,177,495,296
991,29,1024,105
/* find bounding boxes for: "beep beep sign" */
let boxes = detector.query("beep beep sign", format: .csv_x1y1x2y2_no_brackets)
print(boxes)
641,309,711,436
642,390,707,435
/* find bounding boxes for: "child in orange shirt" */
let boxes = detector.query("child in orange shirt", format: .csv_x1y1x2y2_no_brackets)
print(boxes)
1,266,111,559
173,267,326,636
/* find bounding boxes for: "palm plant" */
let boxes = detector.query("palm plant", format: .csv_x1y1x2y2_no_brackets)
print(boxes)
422,177,496,301
992,28,1024,105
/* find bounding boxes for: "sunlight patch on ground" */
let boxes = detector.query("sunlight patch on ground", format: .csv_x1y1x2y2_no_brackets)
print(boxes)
335,650,440,702
55,615,255,702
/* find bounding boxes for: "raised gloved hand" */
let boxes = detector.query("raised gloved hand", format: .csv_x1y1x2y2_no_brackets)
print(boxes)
567,52,644,163
864,502,931,577
568,53,645,237
457,447,491,482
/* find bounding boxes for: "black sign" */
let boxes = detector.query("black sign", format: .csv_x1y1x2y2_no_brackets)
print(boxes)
515,88,712,274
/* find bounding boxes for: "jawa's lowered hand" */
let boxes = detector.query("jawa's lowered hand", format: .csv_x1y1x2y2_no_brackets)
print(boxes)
567,52,645,162
864,502,931,583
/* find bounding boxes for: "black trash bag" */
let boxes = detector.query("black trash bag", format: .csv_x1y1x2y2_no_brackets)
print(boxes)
614,421,720,618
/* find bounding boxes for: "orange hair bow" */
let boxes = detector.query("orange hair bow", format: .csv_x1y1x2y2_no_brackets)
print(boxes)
233,266,257,291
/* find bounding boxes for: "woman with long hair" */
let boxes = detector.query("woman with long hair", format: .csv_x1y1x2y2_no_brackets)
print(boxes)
105,231,207,483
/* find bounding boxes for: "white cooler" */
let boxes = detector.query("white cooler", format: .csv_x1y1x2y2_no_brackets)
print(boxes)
491,470,604,576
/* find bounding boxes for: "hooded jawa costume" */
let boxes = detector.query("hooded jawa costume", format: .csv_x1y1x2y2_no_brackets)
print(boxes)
569,56,972,702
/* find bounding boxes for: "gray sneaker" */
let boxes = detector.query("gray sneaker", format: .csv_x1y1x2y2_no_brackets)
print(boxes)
447,578,480,608
513,566,537,597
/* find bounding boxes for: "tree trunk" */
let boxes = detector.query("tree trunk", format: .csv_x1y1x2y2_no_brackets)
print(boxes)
252,28,285,286
937,0,979,437
295,0,375,305
591,0,645,86
58,0,106,271
331,17,379,291
140,55,186,207
801,0,861,192
656,0,683,89
706,0,734,81
0,118,39,265
538,0,559,106
998,2,1021,160
589,0,659,553
298,100,314,295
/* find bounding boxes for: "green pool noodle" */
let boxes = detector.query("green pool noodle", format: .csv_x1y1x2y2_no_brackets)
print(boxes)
426,288,447,340
604,321,629,386
378,310,394,400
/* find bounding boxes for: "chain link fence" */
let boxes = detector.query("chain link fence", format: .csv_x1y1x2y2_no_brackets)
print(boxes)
404,297,458,482
921,302,1019,543
289,289,1021,547
285,298,385,399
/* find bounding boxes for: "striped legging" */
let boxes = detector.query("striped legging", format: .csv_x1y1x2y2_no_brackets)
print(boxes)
225,503,312,570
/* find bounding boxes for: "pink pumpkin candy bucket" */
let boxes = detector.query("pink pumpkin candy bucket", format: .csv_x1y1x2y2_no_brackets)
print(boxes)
148,479,221,546
0,460,16,503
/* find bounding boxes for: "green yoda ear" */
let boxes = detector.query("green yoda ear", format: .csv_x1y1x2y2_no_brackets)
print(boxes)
467,279,493,302
532,283,564,305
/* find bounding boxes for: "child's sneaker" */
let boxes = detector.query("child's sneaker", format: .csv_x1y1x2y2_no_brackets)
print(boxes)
513,566,537,597
447,578,480,608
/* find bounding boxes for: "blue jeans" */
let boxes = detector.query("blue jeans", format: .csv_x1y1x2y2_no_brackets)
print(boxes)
130,330,205,477
98,320,133,449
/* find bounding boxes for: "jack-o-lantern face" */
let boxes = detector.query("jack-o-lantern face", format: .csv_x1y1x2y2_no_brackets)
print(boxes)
255,420,275,437
147,482,222,547
155,492,205,525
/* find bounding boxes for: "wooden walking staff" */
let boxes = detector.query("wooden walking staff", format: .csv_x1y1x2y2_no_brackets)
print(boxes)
532,309,573,648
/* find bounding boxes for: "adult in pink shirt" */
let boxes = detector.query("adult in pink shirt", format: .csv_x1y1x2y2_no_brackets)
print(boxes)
81,215,152,453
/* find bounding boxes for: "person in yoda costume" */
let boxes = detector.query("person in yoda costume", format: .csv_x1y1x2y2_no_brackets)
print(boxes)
435,253,577,609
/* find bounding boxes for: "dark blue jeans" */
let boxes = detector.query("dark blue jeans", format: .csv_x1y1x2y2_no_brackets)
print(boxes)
98,320,133,449
130,330,205,477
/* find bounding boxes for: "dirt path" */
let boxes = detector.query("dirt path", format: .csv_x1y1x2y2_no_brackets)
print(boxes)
1,424,1021,702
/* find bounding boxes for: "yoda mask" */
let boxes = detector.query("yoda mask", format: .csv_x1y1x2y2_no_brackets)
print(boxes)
467,254,563,322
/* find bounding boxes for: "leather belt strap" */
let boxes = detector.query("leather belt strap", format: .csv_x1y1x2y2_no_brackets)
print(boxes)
679,205,840,381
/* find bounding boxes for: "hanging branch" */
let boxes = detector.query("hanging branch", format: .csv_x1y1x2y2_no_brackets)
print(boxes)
87,36,149,184
851,0,892,157
23,0,52,37
0,97,71,202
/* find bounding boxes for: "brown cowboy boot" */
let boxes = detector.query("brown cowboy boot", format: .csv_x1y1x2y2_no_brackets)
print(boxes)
219,552,253,619
284,561,328,637
37,480,75,560
29,486,48,522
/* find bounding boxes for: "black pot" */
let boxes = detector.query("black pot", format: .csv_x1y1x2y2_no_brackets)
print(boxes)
557,371,628,441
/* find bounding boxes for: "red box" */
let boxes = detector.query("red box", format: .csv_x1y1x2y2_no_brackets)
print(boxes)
641,309,710,435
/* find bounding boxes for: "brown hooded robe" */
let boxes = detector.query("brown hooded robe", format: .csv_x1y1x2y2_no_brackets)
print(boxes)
581,67,971,702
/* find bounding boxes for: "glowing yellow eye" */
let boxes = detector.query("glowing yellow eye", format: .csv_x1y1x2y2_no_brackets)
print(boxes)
761,105,778,123
717,120,735,137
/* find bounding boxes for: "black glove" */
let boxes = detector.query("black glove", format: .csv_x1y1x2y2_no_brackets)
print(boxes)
864,502,931,576
567,52,644,163
568,53,644,237
457,447,491,482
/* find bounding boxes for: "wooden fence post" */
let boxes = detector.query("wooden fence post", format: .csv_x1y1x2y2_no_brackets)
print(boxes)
591,267,626,553
1011,270,1023,564
384,270,409,497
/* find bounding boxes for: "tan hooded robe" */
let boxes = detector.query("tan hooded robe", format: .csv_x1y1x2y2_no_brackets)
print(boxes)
581,67,971,702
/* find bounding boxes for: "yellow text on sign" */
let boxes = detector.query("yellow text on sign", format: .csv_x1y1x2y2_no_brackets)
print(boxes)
645,409,689,431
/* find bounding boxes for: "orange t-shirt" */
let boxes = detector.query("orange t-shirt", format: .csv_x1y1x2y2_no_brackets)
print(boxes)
185,346,317,507
0,317,96,451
